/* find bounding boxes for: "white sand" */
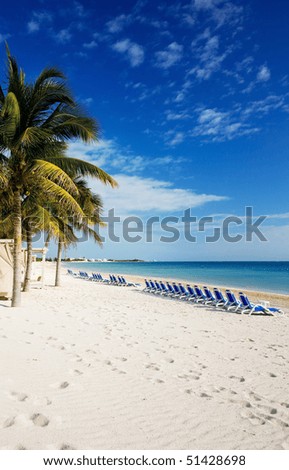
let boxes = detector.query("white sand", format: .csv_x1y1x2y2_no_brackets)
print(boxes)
0,264,289,450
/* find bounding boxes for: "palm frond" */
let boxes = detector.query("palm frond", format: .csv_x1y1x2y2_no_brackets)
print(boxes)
46,156,118,187
31,160,79,195
37,176,84,217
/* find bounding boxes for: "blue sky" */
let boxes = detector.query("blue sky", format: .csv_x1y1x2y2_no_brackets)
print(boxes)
1,0,289,260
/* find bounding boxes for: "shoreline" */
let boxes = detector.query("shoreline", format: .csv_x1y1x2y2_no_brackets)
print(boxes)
64,264,289,311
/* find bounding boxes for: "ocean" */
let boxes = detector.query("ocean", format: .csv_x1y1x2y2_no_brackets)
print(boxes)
65,261,289,295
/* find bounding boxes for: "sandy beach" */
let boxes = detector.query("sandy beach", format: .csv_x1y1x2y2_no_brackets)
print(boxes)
0,263,289,450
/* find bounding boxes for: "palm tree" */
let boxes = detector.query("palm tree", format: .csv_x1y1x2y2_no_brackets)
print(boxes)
0,46,117,307
52,177,104,287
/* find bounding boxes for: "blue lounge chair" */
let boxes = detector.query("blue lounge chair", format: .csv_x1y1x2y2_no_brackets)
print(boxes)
144,279,151,291
186,285,197,301
203,286,217,305
194,285,207,303
239,292,283,316
98,274,109,283
79,271,90,280
225,290,242,311
149,280,159,293
178,284,191,300
167,282,176,296
213,288,228,308
154,280,163,293
239,292,270,315
67,269,77,277
172,282,183,298
160,281,171,296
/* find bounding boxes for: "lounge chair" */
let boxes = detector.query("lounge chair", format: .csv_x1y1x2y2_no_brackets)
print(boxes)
144,279,152,291
225,290,242,311
239,292,283,316
186,285,197,301
203,286,217,305
172,282,183,298
160,281,171,296
213,288,228,308
178,283,192,300
149,280,159,293
194,285,207,303
167,282,177,297
120,276,140,287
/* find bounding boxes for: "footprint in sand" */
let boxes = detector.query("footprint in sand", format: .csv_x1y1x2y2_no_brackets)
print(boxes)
59,382,69,389
70,369,83,376
200,392,212,398
31,413,49,427
60,443,76,450
3,417,15,428
15,444,27,450
10,391,28,402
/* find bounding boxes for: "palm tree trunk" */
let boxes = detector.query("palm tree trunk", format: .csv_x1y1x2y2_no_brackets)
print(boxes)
55,237,63,287
44,232,51,249
12,189,22,307
23,231,33,292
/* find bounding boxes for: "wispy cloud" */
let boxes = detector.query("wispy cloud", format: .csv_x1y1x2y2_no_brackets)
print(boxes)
83,40,98,49
242,95,287,117
68,139,181,174
190,28,231,80
155,42,183,69
257,65,271,82
112,38,144,67
27,11,52,33
193,107,259,141
190,0,243,28
106,14,131,33
55,29,72,44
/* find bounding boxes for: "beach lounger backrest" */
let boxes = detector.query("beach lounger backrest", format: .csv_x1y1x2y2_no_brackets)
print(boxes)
226,290,237,303
204,286,214,300
179,284,187,294
167,283,174,294
239,292,251,308
186,285,195,296
194,285,204,297
173,283,180,294
214,288,225,302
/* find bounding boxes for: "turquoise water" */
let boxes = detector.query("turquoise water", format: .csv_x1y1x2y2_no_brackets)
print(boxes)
65,261,289,295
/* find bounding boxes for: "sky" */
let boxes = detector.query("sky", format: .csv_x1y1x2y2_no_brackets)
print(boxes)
0,0,289,260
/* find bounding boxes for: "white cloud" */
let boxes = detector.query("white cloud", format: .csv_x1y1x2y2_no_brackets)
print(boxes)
155,42,183,69
166,111,190,121
106,14,131,33
168,132,185,146
27,20,39,33
243,95,286,117
194,108,259,141
83,40,98,49
191,28,230,80
112,38,144,67
68,139,178,174
193,0,220,10
73,1,86,18
27,11,52,34
55,29,72,44
257,65,271,82
191,0,243,28
90,173,227,215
